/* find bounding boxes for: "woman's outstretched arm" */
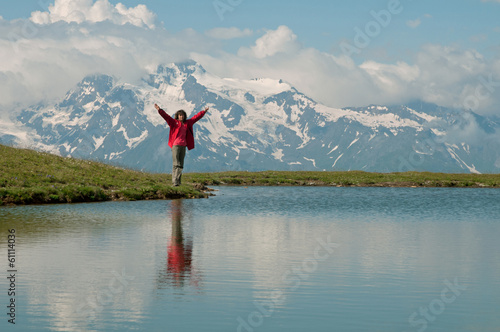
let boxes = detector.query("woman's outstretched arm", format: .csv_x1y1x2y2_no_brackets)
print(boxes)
188,106,209,124
156,104,176,127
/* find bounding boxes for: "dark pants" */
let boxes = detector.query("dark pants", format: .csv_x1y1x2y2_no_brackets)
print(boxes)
172,145,186,186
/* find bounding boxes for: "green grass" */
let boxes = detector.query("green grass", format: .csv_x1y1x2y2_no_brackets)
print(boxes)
2,144,499,205
0,144,208,205
184,170,500,188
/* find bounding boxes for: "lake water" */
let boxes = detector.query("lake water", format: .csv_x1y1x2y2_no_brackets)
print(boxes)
1,186,499,332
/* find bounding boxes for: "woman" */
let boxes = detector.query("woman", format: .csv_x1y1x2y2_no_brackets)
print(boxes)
155,103,209,186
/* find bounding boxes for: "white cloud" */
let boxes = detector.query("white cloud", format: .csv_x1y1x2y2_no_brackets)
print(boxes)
30,0,156,29
0,5,211,112
406,19,421,28
205,27,253,40
238,25,301,59
0,2,499,123
406,14,431,29
196,40,500,115
194,46,398,109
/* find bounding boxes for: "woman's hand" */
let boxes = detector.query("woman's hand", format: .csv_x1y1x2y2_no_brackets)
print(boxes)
203,106,209,112
154,104,160,111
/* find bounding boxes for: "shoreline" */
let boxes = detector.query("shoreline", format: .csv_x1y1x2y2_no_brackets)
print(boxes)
0,184,211,206
2,175,498,206
184,170,500,189
4,178,498,206
209,182,496,188
2,145,499,206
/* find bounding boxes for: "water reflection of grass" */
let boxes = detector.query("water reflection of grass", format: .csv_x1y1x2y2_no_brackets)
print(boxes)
0,145,207,205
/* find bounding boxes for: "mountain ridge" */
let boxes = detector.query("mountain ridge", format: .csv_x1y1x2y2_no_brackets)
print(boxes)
4,61,500,174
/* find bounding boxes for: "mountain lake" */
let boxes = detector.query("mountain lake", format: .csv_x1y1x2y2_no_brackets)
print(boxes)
1,186,499,331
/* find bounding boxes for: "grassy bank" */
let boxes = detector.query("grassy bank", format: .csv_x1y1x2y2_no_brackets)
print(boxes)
184,170,500,188
2,144,499,205
0,145,208,205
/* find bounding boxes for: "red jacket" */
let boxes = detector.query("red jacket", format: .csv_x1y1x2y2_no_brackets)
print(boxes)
158,108,207,150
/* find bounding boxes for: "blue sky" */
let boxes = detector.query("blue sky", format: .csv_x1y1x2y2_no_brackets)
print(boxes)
0,0,499,115
3,0,499,60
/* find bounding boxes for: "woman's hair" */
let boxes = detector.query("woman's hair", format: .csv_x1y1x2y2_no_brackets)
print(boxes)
174,110,187,122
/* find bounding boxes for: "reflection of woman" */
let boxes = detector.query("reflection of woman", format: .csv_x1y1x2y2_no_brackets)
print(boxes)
164,199,201,289
155,104,209,186
168,199,192,286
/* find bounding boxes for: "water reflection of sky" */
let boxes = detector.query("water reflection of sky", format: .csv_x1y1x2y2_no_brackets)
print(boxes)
0,187,499,331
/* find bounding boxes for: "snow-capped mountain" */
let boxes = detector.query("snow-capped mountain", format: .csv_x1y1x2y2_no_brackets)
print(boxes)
10,61,500,173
